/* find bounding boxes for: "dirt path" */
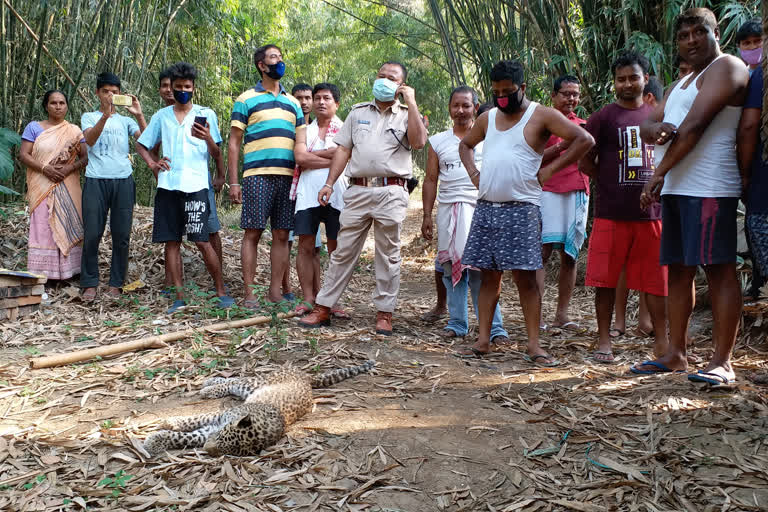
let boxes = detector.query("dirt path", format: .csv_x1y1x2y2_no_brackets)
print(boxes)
1,203,767,511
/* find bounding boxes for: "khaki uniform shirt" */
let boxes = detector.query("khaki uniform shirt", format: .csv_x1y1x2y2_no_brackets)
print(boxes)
334,100,413,178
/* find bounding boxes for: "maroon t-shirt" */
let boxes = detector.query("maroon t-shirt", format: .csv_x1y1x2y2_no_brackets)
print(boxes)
585,102,658,220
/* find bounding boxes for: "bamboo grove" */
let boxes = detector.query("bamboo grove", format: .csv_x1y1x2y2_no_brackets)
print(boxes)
0,0,761,204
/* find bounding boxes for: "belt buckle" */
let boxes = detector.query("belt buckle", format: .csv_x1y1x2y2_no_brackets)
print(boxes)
373,177,384,187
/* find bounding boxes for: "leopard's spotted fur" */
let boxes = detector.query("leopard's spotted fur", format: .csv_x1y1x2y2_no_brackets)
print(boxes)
141,360,375,457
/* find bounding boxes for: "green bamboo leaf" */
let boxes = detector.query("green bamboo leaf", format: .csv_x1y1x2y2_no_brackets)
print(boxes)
0,184,19,195
0,128,21,148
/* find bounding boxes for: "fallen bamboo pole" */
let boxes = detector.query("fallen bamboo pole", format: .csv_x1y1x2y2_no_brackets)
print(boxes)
29,312,297,369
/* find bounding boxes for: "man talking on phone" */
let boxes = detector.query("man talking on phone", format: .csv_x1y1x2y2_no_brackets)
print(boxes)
136,62,234,313
298,60,427,335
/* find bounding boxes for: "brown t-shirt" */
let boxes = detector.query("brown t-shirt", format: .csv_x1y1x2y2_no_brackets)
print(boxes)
334,100,412,178
585,102,658,220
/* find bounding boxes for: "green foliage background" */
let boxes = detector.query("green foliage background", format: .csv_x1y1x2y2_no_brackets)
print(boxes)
0,0,760,204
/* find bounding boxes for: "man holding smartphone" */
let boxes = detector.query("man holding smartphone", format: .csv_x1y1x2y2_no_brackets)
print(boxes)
136,62,233,313
80,72,146,302
298,61,428,335
152,67,227,297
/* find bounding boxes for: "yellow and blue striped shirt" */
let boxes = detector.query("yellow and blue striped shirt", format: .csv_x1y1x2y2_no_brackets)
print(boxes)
231,81,305,177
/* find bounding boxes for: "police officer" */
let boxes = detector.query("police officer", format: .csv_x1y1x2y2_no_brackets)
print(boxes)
296,60,427,334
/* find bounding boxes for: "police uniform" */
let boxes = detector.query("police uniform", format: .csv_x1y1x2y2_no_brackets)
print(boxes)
314,100,412,313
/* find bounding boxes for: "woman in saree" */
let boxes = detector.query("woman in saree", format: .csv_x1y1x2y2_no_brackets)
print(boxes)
18,90,88,281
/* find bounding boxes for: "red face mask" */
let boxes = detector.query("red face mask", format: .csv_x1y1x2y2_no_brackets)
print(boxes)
493,89,522,114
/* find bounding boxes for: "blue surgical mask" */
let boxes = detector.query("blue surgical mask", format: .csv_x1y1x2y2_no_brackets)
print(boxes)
173,89,192,105
372,78,399,102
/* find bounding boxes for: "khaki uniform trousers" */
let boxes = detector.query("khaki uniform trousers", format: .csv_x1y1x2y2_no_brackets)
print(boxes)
315,184,409,312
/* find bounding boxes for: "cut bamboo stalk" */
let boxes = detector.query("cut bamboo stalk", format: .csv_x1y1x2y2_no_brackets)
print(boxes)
29,312,297,369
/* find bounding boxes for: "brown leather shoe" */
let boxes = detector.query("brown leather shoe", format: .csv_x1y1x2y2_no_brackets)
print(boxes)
298,305,331,328
375,311,392,335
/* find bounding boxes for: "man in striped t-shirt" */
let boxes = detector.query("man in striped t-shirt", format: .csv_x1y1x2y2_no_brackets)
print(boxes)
228,44,305,307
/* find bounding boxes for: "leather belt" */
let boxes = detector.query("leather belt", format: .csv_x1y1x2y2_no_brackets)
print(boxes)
350,177,407,187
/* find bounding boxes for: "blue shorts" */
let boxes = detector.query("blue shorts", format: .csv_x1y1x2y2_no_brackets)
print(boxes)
660,195,738,266
207,175,221,233
241,175,294,231
462,200,542,271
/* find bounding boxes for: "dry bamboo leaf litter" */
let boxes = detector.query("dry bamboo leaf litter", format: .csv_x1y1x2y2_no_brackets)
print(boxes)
0,204,766,510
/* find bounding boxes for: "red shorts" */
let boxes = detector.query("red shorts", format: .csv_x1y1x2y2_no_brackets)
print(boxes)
585,218,668,296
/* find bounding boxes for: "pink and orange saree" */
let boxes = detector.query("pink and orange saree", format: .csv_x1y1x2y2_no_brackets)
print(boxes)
26,121,84,280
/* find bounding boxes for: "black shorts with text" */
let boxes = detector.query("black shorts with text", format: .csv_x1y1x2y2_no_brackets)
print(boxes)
152,188,210,243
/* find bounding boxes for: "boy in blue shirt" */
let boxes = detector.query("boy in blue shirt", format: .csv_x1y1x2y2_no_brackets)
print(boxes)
136,62,233,313
80,72,146,301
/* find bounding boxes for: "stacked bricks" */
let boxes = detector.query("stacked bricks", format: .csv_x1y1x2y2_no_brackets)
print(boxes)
0,270,47,321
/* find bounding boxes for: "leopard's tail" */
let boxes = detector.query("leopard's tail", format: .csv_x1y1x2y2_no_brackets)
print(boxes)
310,360,375,388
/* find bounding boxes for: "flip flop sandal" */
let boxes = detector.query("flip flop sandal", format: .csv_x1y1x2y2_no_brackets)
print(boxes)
633,328,654,338
81,289,98,303
491,335,511,346
215,295,235,309
591,350,616,364
554,321,581,332
104,289,122,300
331,307,351,319
629,360,685,375
609,328,625,338
453,345,491,359
166,300,187,314
295,304,312,316
440,329,463,338
524,354,560,367
210,284,231,295
421,310,447,322
242,299,261,312
687,370,738,390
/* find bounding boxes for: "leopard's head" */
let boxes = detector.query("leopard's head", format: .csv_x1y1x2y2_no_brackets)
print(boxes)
203,405,286,457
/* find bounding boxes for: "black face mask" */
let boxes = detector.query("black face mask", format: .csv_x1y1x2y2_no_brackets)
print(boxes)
263,61,285,80
493,89,523,114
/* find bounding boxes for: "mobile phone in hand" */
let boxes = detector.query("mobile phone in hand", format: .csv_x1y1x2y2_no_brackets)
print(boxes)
112,94,132,106
194,116,207,127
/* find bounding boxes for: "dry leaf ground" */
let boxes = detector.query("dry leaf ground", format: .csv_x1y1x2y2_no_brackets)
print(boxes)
1,200,767,512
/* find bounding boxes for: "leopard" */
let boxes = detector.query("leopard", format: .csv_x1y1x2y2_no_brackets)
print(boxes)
139,360,375,457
